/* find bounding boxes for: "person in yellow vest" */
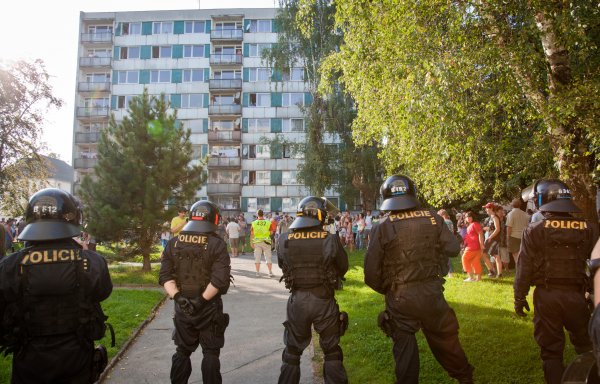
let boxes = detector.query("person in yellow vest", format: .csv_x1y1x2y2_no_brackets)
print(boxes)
251,209,274,278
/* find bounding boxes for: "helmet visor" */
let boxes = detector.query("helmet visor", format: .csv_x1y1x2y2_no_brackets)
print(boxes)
18,221,81,242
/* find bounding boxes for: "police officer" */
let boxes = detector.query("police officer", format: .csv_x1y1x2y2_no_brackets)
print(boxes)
364,175,474,384
277,196,349,384
159,200,231,384
514,179,594,384
0,188,113,383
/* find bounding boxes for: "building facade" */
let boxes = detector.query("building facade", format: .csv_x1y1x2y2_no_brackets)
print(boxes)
72,8,343,217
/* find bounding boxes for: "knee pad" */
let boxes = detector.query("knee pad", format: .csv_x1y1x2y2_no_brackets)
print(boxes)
282,346,302,366
323,345,343,362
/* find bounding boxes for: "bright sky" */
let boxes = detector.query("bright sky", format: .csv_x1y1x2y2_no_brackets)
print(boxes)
1,0,278,164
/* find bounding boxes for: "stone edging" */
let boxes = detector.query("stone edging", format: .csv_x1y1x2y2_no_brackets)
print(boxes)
97,292,168,383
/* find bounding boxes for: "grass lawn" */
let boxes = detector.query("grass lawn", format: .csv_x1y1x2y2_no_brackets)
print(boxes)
0,289,165,384
108,263,161,286
334,250,577,384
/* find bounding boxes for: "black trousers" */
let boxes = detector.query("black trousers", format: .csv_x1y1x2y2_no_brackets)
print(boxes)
533,286,592,384
170,298,228,384
279,290,348,384
384,280,473,384
11,334,93,383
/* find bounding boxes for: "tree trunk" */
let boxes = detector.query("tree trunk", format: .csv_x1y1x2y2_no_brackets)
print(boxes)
140,238,153,272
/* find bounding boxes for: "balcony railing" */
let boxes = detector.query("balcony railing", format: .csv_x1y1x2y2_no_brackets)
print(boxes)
78,81,111,92
207,157,241,168
75,132,101,144
80,57,112,67
210,29,243,41
77,107,110,118
74,158,98,169
81,33,113,43
209,54,243,65
208,104,242,115
207,130,241,142
209,79,242,90
206,183,241,194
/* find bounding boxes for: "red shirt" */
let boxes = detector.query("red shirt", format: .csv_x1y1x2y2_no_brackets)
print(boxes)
464,222,482,251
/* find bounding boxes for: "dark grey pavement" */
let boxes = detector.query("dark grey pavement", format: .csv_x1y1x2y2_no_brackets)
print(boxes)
102,253,316,383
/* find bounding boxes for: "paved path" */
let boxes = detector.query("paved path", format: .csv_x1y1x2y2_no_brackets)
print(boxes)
102,253,316,384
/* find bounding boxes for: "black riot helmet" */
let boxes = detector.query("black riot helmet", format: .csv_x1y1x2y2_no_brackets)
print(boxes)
182,200,220,233
19,188,83,241
379,174,420,211
290,196,339,230
532,179,581,213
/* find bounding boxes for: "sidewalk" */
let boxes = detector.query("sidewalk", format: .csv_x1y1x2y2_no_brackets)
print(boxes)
102,253,316,383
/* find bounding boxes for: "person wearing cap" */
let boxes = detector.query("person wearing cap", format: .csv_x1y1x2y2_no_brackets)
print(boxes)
514,179,594,384
277,196,349,384
251,209,274,277
159,200,231,384
0,188,113,383
365,175,474,384
506,197,530,266
171,207,188,238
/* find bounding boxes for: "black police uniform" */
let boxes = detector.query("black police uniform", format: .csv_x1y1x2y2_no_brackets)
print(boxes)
514,213,594,384
277,226,349,384
0,238,112,383
364,209,474,384
159,229,231,384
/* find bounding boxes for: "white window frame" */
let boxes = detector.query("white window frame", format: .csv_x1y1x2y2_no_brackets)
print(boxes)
85,97,109,108
214,70,241,80
249,93,271,107
248,68,271,82
256,144,270,159
248,20,271,33
282,197,300,212
86,73,110,83
282,171,300,185
247,118,270,133
282,93,304,107
122,22,141,35
256,171,271,185
88,48,111,58
152,46,172,59
88,25,113,34
153,21,173,34
249,43,272,57
150,70,171,83
120,46,140,59
184,21,205,34
182,69,204,82
284,68,304,81
117,95,136,109
181,94,205,108
117,71,138,84
183,45,204,58
282,118,305,133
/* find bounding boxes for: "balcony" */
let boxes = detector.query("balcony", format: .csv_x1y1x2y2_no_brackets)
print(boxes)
210,29,243,41
209,79,242,91
207,157,241,168
75,132,101,144
78,81,111,92
77,107,110,118
206,183,241,194
74,157,98,169
208,130,241,143
208,104,242,116
209,54,243,66
81,33,113,43
79,57,112,67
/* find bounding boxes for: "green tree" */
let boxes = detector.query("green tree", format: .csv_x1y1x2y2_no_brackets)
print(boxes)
80,90,205,271
323,1,599,216
0,59,62,213
268,0,384,210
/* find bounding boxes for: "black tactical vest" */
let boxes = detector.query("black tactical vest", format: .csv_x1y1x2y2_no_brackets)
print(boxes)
283,230,330,290
382,210,446,289
173,233,212,298
537,218,590,287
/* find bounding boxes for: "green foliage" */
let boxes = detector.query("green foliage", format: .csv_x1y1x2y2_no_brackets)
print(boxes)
80,89,205,270
335,251,576,383
108,264,161,285
323,1,600,214
0,59,62,215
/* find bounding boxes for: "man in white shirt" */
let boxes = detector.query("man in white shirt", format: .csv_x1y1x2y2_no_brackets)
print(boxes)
365,210,373,248
226,218,241,257
506,198,530,265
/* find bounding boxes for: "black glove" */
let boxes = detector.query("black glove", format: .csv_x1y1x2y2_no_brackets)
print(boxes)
174,292,194,316
189,296,209,314
514,298,530,317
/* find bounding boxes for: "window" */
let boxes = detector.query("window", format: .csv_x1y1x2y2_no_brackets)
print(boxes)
282,197,301,212
211,120,237,130
85,98,109,108
81,122,108,132
181,94,205,108
256,144,270,159
282,171,299,185
122,22,141,35
248,93,270,107
214,196,239,210
210,145,239,157
282,118,305,133
184,21,205,34
247,119,270,133
209,170,240,184
183,69,205,82
186,120,205,133
249,43,272,57
117,95,136,109
283,68,304,81
215,22,241,31
256,171,271,185
88,49,111,58
213,95,234,105
153,22,173,34
119,46,140,59
150,70,171,83
248,68,271,82
282,93,304,107
117,71,138,84
152,46,172,58
88,25,113,34
86,73,110,83
247,198,270,213
214,70,241,80
242,144,270,159
183,45,204,58
247,20,271,33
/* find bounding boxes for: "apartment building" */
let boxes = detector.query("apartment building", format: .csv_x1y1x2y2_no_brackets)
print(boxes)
73,8,343,217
